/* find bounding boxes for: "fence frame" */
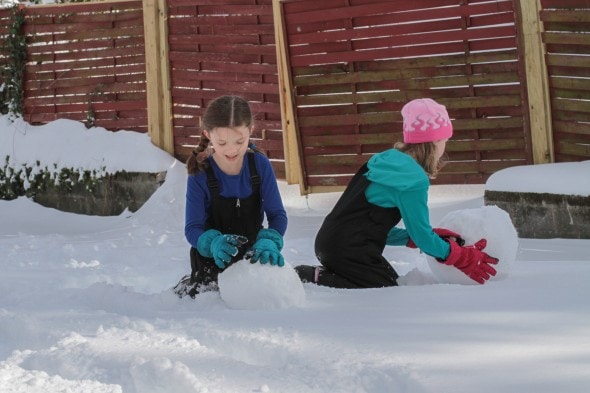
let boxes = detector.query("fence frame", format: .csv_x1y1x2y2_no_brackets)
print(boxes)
143,0,174,155
517,0,554,164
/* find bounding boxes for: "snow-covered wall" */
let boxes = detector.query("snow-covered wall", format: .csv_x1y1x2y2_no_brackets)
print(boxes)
484,162,590,239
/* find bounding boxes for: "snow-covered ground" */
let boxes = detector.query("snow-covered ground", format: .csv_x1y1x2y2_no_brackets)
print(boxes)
1,115,589,393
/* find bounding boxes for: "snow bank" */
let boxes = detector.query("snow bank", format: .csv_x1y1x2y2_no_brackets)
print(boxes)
486,161,590,196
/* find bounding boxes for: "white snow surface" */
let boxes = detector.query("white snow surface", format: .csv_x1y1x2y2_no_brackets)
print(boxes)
486,160,590,196
1,115,590,393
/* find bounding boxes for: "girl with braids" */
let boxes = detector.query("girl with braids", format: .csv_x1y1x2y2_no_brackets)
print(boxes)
295,98,498,288
174,95,287,298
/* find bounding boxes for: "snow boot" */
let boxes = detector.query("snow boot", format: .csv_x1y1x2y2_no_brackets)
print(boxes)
295,265,321,284
172,273,218,299
173,247,220,298
172,274,198,298
295,264,360,288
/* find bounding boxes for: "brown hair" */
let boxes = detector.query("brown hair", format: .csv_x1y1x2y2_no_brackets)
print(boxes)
186,95,255,175
394,141,447,179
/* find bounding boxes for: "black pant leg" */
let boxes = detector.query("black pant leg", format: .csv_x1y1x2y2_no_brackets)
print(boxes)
320,253,398,288
190,247,220,287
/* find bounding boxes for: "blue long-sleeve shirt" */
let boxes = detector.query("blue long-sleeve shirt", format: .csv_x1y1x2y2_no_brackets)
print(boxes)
184,153,287,249
364,149,451,260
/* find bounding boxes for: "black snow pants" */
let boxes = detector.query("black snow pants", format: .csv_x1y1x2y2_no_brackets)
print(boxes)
189,153,263,291
314,163,400,288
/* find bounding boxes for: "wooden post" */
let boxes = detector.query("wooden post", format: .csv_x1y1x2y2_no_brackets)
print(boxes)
272,0,307,194
517,0,554,164
143,0,174,155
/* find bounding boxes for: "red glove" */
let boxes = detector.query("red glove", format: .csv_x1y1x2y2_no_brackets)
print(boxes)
440,239,498,284
407,228,465,248
433,228,465,245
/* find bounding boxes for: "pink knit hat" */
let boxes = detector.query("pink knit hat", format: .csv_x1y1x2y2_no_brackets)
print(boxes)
401,98,453,143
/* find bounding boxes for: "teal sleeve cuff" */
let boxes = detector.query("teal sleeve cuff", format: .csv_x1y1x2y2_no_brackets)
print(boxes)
386,227,409,246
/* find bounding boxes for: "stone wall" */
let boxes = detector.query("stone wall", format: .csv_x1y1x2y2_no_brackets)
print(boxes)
484,190,590,239
32,171,166,216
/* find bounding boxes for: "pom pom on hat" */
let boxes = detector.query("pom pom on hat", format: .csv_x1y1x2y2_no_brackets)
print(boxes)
402,98,453,143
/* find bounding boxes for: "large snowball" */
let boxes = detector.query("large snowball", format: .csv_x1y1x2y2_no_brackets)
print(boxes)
218,260,306,309
426,205,519,285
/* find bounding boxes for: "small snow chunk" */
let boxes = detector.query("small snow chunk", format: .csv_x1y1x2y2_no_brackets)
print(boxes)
426,205,519,285
218,260,306,309
66,259,101,269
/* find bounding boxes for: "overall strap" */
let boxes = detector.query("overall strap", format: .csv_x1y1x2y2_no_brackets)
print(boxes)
247,151,260,192
204,162,220,199
191,162,220,279
205,152,259,198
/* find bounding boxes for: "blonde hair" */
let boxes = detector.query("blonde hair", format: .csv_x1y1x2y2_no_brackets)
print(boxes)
394,141,447,179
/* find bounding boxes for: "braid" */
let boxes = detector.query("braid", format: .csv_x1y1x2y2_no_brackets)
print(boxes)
186,133,211,175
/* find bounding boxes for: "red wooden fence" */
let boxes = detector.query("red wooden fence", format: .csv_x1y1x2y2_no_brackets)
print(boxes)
541,0,590,162
167,0,284,177
279,0,531,189
22,1,148,132
1,0,590,190
0,7,15,114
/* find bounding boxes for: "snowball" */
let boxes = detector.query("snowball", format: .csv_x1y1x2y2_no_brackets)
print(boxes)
426,205,519,285
218,260,306,309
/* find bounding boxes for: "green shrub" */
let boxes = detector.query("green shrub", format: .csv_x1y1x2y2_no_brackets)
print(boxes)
0,155,107,200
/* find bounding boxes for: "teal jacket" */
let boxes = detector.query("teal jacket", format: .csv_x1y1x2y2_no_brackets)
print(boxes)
364,149,451,260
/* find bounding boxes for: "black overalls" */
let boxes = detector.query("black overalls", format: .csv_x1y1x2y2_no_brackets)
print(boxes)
186,152,263,296
314,163,400,288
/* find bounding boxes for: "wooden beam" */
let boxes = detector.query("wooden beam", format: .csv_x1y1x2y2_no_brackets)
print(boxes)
517,0,554,164
143,0,174,155
272,0,307,194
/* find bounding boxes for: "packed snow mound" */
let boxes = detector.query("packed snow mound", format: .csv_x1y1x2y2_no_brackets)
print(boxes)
218,260,306,309
426,205,519,285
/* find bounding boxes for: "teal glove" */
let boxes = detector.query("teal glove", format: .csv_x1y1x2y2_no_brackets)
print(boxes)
196,229,222,258
248,228,285,267
197,229,248,269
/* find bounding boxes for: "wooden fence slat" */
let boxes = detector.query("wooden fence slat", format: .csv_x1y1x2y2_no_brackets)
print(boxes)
544,31,590,45
25,64,146,81
292,50,518,76
541,9,590,23
541,0,590,8
26,0,141,13
546,53,590,68
554,120,590,136
289,36,517,67
28,30,144,46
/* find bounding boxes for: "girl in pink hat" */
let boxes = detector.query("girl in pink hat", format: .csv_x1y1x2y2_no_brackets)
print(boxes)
295,98,498,288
